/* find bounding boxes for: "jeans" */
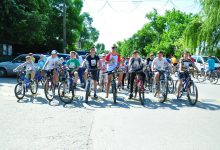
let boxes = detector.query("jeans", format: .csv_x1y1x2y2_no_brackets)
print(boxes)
78,67,85,84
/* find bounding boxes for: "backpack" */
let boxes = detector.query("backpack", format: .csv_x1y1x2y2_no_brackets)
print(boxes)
131,57,141,66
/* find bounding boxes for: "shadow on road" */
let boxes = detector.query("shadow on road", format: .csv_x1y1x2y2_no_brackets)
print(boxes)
14,90,220,111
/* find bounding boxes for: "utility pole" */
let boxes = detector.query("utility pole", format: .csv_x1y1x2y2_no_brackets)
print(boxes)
63,0,67,53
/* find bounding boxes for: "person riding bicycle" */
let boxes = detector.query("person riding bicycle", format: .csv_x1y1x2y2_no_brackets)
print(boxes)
13,55,36,82
145,53,154,81
151,51,168,91
66,51,80,87
42,50,61,87
98,53,107,90
105,44,121,98
128,50,145,99
119,57,128,90
203,55,215,80
84,47,100,98
176,51,197,98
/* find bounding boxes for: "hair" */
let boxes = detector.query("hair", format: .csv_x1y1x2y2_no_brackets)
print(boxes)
70,51,76,55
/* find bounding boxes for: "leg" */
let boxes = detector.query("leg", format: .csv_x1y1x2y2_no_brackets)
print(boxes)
129,72,136,98
74,71,78,84
106,73,112,98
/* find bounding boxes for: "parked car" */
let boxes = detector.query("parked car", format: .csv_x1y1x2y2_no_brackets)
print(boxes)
192,55,220,71
0,54,48,77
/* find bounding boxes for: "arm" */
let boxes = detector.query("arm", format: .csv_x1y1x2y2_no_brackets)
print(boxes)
105,53,111,64
151,59,156,71
14,62,27,71
42,58,49,70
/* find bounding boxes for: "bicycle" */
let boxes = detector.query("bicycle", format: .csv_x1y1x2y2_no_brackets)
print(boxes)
175,71,198,106
85,68,98,103
134,71,145,105
152,70,168,103
44,69,56,102
145,67,153,92
35,69,46,86
195,67,218,84
99,72,107,92
58,67,76,104
14,71,38,100
165,68,175,94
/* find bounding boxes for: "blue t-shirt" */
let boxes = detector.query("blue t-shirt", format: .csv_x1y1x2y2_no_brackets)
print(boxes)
206,58,215,70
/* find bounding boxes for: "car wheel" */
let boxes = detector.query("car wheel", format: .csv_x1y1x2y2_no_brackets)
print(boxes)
0,68,7,77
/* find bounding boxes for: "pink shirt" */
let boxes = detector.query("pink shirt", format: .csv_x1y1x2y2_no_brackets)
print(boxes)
99,58,107,72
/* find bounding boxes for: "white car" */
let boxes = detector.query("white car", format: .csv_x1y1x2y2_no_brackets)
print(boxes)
0,54,48,77
192,55,220,71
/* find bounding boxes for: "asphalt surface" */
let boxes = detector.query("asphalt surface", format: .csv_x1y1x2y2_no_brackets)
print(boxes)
0,77,220,150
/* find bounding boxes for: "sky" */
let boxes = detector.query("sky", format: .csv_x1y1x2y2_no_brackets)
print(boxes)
82,0,201,50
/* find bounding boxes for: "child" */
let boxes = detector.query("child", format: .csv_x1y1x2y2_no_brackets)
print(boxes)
14,55,35,82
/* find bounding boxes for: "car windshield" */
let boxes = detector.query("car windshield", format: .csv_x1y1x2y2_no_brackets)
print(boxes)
203,56,220,63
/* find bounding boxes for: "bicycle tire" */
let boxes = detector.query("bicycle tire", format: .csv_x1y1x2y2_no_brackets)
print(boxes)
58,82,73,104
30,80,38,95
196,71,205,82
14,83,25,100
138,81,144,105
188,82,198,106
210,72,218,84
159,80,168,103
85,80,90,103
112,82,117,104
44,80,55,102
168,77,174,94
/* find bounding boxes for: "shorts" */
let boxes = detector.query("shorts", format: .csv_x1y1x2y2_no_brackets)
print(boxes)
178,72,189,80
86,69,98,81
99,71,107,82
46,68,58,77
68,70,78,77
173,63,178,66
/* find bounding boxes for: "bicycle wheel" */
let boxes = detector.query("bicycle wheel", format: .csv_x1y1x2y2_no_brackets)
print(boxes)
85,80,90,103
174,80,178,93
101,78,105,92
58,82,74,104
187,82,198,106
138,82,144,105
14,83,25,99
44,80,55,102
167,77,174,94
112,82,117,104
210,72,218,84
196,71,205,82
159,80,168,103
30,80,38,94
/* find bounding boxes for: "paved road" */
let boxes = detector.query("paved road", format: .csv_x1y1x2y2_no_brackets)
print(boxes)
0,77,220,150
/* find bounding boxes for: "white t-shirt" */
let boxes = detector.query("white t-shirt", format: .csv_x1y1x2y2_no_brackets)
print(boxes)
44,56,60,70
151,57,167,71
105,53,120,72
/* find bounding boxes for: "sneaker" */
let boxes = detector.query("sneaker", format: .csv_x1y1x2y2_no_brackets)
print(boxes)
94,94,98,99
128,93,133,99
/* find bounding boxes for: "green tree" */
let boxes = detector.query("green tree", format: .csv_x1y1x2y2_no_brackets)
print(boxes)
184,0,220,55
79,12,99,51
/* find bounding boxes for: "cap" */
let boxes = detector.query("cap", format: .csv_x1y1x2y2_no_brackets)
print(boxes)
26,55,31,59
102,53,106,57
51,50,58,54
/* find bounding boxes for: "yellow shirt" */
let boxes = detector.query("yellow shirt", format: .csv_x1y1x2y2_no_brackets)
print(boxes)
171,57,177,64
